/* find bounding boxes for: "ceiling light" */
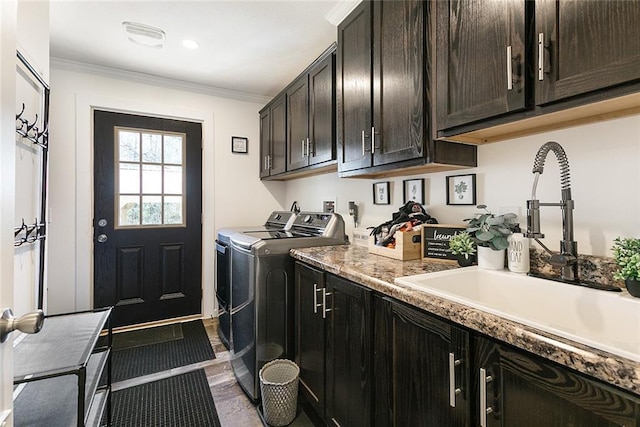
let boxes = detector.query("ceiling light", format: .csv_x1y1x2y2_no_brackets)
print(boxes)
182,39,199,50
122,21,166,48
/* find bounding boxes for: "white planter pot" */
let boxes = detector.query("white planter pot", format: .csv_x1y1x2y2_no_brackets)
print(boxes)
477,246,506,270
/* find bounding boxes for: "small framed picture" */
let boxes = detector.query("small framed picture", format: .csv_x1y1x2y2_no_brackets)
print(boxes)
373,181,391,205
446,173,476,205
231,136,248,154
403,178,424,205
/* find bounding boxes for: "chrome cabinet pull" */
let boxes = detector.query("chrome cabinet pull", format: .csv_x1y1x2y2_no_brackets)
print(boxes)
538,33,544,81
313,283,323,314
480,368,494,427
506,45,513,90
371,126,376,154
306,138,311,157
449,353,462,407
322,288,332,319
361,130,366,156
302,139,306,157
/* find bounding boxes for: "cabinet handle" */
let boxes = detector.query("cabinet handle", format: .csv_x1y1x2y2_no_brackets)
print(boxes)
302,139,306,157
538,33,544,81
371,126,376,154
264,156,267,170
306,138,311,157
313,283,323,314
506,45,513,91
322,288,332,319
479,368,494,427
268,155,272,169
361,130,366,156
449,352,462,407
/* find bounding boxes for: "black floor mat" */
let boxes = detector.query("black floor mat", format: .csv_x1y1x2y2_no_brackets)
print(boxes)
107,320,215,383
108,369,221,427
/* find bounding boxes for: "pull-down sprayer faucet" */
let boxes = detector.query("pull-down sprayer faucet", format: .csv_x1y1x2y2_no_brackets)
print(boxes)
525,141,579,282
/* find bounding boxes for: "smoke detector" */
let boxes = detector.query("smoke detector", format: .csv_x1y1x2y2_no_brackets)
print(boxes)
122,21,166,48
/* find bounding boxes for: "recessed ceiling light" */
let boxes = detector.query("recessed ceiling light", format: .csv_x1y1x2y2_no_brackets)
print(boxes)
122,21,166,48
182,39,199,50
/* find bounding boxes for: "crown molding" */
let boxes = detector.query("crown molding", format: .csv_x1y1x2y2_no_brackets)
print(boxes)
325,0,361,26
50,57,272,105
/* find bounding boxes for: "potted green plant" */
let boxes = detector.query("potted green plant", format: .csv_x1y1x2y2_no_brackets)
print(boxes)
449,231,477,267
465,205,518,270
611,237,640,297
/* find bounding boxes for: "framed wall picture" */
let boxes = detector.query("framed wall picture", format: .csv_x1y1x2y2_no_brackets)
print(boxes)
403,178,424,204
373,181,391,205
446,173,476,205
231,136,248,154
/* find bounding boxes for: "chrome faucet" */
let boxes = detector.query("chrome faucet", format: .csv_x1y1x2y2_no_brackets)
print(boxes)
525,141,579,282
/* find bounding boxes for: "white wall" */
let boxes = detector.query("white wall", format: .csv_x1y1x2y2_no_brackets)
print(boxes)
285,114,640,257
47,66,286,316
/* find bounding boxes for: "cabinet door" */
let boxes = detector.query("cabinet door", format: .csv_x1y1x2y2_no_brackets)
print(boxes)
259,108,271,178
374,296,470,427
308,53,336,166
436,0,529,130
473,337,640,427
294,262,326,418
325,274,372,427
337,1,373,172
372,0,427,166
270,94,287,175
287,76,309,171
536,0,640,105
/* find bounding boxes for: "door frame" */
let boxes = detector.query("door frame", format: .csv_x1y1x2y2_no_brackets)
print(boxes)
73,95,214,318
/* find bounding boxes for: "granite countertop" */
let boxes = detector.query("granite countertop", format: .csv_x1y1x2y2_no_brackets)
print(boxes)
290,244,640,396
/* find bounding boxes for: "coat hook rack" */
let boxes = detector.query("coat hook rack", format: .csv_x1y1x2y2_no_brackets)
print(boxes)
15,104,48,149
13,218,46,247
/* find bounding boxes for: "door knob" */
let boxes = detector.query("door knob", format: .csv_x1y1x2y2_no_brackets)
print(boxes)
97,234,108,243
0,308,44,343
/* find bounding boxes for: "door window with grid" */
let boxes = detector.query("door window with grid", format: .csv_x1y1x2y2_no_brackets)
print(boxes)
115,127,186,227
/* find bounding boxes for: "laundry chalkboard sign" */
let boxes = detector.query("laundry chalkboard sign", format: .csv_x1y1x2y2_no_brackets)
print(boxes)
422,224,467,260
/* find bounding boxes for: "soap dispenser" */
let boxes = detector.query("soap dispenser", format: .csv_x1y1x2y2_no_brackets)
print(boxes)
507,227,530,273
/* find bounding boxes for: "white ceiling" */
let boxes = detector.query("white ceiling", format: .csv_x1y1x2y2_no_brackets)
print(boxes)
49,0,356,100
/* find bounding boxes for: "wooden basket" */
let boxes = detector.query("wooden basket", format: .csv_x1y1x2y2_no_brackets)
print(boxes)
368,230,422,260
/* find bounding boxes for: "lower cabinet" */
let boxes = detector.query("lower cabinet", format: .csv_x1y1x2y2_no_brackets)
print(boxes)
374,296,470,427
295,262,372,427
473,336,640,427
295,262,640,426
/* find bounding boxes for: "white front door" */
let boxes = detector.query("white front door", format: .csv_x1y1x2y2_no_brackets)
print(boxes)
0,0,18,424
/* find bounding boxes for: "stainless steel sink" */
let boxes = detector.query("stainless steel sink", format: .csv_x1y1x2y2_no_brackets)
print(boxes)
395,267,640,362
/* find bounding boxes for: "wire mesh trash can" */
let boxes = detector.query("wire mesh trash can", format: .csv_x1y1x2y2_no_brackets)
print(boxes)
259,359,300,426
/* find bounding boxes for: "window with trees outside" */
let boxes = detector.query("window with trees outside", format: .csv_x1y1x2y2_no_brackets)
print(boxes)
115,127,186,228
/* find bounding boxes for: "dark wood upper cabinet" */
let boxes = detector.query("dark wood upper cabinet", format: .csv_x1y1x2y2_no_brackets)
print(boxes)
287,52,336,172
261,46,337,180
269,94,287,176
436,0,640,139
338,0,477,178
536,0,640,105
287,76,309,171
308,53,336,167
337,1,372,173
473,336,640,427
259,108,271,179
436,0,530,130
258,95,287,178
